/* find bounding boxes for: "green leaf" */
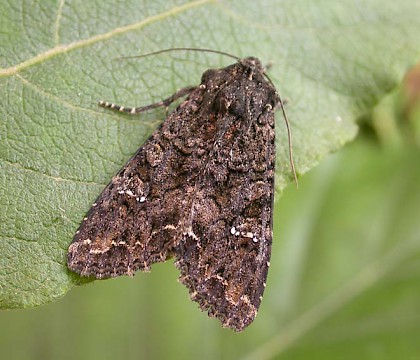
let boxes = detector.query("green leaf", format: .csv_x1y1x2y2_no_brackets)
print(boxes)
1,0,420,316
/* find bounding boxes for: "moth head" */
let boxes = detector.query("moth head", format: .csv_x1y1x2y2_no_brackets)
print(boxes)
239,57,264,76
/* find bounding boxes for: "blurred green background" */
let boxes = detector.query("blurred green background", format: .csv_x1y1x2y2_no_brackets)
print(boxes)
1,63,419,360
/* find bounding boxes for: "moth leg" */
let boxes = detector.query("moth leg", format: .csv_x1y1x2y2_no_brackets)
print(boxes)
98,86,197,115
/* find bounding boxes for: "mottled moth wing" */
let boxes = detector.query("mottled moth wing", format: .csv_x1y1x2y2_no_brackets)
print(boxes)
174,59,277,331
67,58,277,331
67,89,203,278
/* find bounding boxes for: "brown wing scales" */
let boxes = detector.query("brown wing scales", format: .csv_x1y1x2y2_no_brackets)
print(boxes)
68,57,277,331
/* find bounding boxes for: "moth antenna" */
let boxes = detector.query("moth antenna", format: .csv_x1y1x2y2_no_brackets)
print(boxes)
264,72,298,187
117,48,240,62
278,95,298,188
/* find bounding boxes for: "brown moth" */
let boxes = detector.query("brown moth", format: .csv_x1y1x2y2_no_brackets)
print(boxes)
68,52,296,331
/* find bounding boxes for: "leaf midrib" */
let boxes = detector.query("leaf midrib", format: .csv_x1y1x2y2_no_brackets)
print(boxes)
0,0,214,78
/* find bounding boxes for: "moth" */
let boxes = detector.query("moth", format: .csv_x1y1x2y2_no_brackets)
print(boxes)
67,50,296,331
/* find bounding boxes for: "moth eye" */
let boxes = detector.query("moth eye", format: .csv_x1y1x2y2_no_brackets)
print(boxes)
201,69,218,85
